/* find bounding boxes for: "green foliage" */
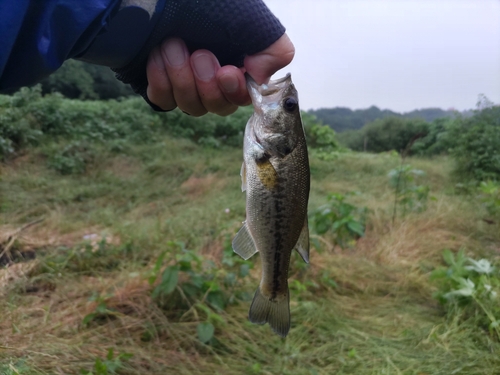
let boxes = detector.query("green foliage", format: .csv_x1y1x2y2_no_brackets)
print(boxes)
160,106,252,148
197,321,215,343
0,360,40,375
431,249,500,340
302,112,340,160
0,86,44,158
46,141,96,175
149,239,253,320
41,60,134,100
0,86,257,166
478,181,500,218
82,292,116,327
80,348,133,375
338,117,429,153
42,238,133,276
309,105,453,133
309,192,367,249
411,117,456,156
448,105,500,181
388,164,430,216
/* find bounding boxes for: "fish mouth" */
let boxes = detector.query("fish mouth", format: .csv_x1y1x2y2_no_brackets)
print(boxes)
245,73,292,112
246,73,292,103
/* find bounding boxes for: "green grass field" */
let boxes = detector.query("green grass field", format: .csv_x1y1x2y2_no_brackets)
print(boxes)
1,137,499,374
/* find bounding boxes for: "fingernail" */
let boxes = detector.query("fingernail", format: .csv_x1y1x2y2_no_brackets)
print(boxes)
163,39,186,67
192,53,215,81
219,74,239,93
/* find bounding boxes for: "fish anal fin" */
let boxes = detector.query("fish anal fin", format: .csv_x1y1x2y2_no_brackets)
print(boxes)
248,287,290,338
294,218,310,264
232,222,258,260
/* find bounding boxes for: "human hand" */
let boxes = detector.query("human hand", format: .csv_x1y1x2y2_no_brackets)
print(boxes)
145,34,295,116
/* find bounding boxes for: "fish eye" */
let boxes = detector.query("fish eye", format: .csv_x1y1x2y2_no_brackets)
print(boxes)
283,97,298,112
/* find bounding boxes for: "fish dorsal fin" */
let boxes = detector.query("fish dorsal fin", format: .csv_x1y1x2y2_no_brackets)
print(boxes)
232,222,258,260
240,162,247,192
294,218,310,264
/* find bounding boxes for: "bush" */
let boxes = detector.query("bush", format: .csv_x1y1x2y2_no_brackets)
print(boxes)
337,117,429,154
40,60,134,100
448,106,500,181
0,86,44,158
411,117,456,156
431,249,500,340
309,192,367,249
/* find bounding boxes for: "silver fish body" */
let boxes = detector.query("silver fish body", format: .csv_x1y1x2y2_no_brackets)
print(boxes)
232,74,310,337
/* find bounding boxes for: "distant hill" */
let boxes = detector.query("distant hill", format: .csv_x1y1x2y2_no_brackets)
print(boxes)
308,106,457,132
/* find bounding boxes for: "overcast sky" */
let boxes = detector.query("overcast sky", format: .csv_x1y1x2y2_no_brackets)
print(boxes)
264,0,500,113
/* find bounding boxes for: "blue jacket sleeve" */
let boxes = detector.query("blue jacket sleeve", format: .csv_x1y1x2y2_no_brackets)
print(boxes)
0,0,125,91
0,0,286,103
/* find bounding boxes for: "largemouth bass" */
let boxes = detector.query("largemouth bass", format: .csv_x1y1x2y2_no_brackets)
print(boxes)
232,73,310,337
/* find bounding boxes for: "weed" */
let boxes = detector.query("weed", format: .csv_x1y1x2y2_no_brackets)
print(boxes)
389,164,430,220
82,292,117,326
149,240,252,333
431,249,500,340
80,348,133,375
309,192,367,249
478,180,500,218
46,141,96,175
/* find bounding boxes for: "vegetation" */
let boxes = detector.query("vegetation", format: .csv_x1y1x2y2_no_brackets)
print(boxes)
309,105,457,133
338,117,429,153
1,81,499,374
40,60,134,100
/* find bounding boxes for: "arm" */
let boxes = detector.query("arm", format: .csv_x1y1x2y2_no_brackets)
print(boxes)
0,0,123,91
0,0,293,117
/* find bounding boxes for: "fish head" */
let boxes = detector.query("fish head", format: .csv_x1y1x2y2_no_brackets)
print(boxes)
247,73,303,158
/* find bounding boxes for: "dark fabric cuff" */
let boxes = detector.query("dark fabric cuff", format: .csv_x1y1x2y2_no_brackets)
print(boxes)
112,0,286,111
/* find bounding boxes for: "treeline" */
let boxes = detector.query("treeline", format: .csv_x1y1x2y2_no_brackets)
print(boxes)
309,105,459,133
39,60,135,100
337,95,500,182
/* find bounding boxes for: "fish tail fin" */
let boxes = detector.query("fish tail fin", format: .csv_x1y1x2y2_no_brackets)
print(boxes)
248,287,290,338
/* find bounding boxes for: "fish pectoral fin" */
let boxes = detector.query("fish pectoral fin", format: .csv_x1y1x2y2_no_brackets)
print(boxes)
240,162,247,192
249,287,290,338
294,218,310,264
232,222,258,260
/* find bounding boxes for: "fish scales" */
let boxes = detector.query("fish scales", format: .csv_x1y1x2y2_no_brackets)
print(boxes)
232,73,310,337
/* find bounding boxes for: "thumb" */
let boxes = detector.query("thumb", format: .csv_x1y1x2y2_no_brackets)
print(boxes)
243,34,295,85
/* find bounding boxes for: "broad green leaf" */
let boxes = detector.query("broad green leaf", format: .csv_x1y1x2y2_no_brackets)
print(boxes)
347,221,364,237
152,266,179,298
442,249,455,266
197,322,215,343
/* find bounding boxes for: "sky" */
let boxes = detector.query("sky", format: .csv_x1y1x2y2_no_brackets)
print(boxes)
264,0,500,113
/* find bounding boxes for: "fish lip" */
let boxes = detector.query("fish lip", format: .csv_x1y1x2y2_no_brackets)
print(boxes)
246,73,292,101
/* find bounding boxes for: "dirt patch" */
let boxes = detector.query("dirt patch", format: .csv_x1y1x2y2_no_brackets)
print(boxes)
180,174,223,198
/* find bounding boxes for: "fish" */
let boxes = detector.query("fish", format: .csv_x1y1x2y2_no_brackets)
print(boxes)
232,73,310,337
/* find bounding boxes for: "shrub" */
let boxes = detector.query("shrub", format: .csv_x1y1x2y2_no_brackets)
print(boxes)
431,249,500,340
448,106,500,181
388,164,430,217
337,117,429,153
309,192,367,249
0,86,44,158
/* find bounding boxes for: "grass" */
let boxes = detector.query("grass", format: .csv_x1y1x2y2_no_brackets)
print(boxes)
1,137,500,374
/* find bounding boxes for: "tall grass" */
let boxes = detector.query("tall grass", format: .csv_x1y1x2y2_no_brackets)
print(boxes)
1,138,499,374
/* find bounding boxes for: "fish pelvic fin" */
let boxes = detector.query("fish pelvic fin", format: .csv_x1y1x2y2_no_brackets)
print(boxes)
294,217,310,263
232,222,258,260
248,287,290,338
